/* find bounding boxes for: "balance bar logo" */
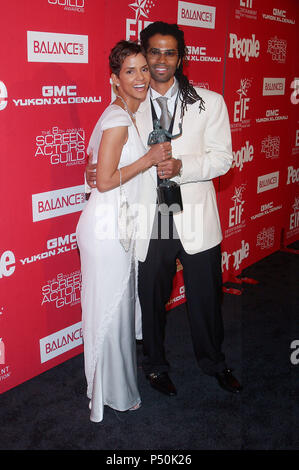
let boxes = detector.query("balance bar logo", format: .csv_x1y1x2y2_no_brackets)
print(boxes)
263,77,285,96
177,2,216,29
32,185,86,222
40,322,83,363
257,171,279,193
27,31,88,63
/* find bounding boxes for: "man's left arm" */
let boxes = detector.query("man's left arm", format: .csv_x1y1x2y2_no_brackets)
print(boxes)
158,94,233,183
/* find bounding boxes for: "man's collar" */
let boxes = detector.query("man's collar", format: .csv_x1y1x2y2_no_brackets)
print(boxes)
150,77,178,100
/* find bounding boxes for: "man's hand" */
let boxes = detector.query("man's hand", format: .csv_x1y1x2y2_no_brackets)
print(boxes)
157,158,182,179
86,151,97,188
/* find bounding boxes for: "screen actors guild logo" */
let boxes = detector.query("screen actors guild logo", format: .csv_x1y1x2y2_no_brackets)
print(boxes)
261,135,280,159
48,0,85,13
256,226,275,250
41,271,81,309
267,36,287,63
35,126,86,166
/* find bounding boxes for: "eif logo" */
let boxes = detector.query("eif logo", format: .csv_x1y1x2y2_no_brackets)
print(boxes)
229,185,246,228
289,197,299,231
0,81,8,111
0,339,5,364
234,78,252,123
126,0,157,41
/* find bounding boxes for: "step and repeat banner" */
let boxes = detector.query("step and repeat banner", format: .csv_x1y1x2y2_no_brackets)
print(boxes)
0,0,298,393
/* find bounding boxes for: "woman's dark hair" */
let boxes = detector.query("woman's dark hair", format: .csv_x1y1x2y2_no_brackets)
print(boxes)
109,40,144,76
140,22,205,117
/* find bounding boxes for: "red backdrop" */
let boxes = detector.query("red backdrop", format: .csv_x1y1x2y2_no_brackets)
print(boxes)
0,0,298,393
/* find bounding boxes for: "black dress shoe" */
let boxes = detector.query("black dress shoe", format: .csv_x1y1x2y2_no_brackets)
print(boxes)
146,372,177,396
215,368,243,393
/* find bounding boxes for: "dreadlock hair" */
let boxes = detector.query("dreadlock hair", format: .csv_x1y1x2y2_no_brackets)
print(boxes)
140,21,205,118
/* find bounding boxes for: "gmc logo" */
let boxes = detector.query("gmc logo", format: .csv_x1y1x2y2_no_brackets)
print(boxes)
42,85,77,97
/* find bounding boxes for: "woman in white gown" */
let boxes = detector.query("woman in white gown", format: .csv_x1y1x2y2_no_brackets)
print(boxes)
76,41,171,422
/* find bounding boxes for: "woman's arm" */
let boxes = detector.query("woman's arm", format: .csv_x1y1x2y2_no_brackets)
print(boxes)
96,126,171,192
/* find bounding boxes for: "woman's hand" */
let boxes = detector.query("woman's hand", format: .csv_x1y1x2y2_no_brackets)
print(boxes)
144,142,172,168
85,151,97,188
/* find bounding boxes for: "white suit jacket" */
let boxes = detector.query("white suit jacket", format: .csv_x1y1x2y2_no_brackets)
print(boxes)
135,87,233,262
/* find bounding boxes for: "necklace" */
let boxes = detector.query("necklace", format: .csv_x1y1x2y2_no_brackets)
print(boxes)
116,95,136,120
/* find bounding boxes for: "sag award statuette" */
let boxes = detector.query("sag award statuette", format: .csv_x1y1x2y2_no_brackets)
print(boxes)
147,120,183,215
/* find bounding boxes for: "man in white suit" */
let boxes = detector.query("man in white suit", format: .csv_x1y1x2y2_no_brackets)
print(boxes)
86,22,242,396
135,22,242,396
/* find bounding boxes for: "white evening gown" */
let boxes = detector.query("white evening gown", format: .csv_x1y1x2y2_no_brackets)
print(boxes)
76,105,145,422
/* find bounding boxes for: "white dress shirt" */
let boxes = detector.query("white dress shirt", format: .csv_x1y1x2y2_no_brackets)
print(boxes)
150,78,179,119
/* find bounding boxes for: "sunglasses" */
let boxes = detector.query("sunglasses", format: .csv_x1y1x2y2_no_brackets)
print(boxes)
147,48,179,59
